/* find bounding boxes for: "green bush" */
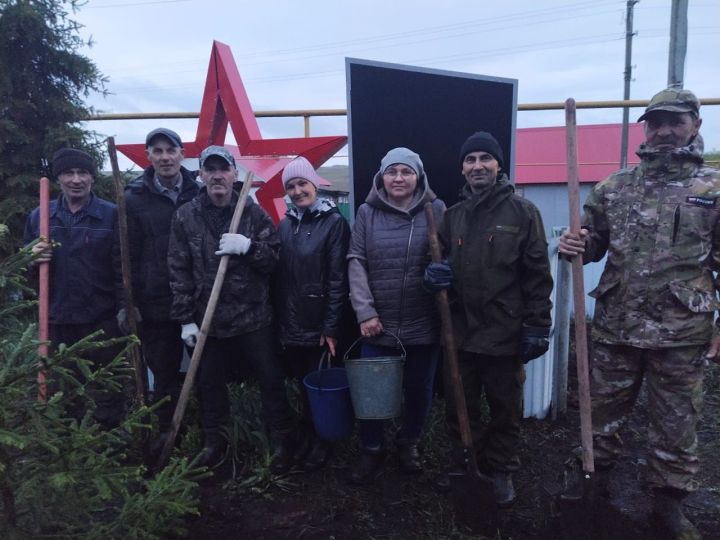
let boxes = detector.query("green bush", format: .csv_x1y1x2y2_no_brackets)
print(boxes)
0,242,208,539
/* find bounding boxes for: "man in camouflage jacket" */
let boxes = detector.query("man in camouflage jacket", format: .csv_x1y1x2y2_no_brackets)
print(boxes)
560,88,719,539
168,146,294,469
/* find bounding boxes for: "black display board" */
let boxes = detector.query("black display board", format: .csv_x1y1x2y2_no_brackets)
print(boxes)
346,59,517,216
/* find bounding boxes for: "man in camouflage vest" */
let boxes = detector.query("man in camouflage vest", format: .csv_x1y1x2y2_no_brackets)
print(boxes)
559,88,719,539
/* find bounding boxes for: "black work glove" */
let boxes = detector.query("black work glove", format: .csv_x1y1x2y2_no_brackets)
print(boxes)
423,261,454,292
520,325,550,364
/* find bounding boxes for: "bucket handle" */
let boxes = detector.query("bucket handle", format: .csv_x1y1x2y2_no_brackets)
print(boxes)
316,350,332,372
343,330,406,362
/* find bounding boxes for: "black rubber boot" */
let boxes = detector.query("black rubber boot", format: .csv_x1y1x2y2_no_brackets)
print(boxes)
652,488,702,540
350,448,385,485
303,437,329,471
195,431,227,469
433,464,466,493
492,471,516,508
397,443,423,474
270,436,297,475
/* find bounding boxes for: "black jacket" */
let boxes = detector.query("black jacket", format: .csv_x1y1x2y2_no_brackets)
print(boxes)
440,176,553,355
168,186,280,338
125,166,199,321
274,200,350,347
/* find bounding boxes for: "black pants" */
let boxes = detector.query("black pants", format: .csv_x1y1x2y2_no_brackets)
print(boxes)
141,320,186,431
50,317,127,427
282,345,328,434
198,326,295,440
445,351,524,472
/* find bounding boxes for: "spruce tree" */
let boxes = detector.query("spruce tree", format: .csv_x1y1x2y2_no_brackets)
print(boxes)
0,0,107,257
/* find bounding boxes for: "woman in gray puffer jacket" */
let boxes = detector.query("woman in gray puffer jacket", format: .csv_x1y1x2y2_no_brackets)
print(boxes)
347,147,445,484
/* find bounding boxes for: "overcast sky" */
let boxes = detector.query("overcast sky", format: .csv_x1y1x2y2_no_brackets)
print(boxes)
74,0,719,170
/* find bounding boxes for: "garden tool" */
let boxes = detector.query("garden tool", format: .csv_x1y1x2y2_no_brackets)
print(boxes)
108,136,147,405
424,203,498,536
156,170,255,469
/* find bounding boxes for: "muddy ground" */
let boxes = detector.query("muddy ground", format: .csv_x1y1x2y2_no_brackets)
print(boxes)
183,362,720,540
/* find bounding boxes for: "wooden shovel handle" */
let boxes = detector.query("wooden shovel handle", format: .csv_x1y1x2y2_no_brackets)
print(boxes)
565,98,595,474
157,170,255,469
38,176,50,402
424,203,479,477
108,136,148,406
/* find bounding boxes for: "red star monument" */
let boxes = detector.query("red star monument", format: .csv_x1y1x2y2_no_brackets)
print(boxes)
117,40,347,223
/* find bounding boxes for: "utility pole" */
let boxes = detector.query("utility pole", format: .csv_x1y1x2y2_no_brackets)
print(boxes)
620,0,638,169
668,0,688,88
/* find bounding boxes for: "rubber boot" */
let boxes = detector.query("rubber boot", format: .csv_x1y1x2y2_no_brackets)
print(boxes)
652,488,702,540
492,471,516,508
397,443,423,474
303,435,329,471
350,448,385,485
195,431,227,469
270,435,297,475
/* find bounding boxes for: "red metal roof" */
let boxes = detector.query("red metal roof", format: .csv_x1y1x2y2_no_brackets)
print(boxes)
516,123,645,184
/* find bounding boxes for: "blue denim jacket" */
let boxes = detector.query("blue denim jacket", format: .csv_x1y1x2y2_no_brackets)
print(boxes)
24,193,119,324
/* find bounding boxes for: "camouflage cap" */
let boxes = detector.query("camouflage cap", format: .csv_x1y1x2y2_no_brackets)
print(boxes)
638,88,700,122
199,145,236,168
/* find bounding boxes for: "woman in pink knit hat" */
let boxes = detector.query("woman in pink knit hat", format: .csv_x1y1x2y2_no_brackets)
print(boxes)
272,156,351,472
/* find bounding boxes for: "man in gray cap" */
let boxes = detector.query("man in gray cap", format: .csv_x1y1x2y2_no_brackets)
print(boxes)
168,146,295,469
123,128,199,452
426,131,553,507
560,88,717,539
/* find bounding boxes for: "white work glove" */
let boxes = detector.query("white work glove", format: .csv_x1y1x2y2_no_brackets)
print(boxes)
215,233,251,256
181,323,200,348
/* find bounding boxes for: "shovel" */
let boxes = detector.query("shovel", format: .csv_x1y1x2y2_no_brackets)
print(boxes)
541,98,609,538
424,203,498,535
37,176,50,402
156,170,255,470
108,136,148,406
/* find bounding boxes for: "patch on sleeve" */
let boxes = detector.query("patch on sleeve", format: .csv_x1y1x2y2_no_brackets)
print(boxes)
686,196,717,208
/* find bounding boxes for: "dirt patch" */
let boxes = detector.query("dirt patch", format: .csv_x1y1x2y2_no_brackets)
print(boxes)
184,364,720,539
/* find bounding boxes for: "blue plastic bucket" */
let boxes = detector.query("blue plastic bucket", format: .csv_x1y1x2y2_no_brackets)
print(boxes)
303,366,354,440
344,334,406,420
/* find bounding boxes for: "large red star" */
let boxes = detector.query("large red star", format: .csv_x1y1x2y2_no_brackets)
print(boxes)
117,40,347,223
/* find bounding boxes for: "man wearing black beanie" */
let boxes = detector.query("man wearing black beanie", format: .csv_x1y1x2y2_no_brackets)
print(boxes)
24,148,126,427
425,131,553,507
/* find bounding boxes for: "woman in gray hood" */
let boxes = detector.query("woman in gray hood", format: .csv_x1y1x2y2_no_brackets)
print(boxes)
347,147,445,484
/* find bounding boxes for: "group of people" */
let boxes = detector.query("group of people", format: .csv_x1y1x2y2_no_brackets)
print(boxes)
24,87,718,539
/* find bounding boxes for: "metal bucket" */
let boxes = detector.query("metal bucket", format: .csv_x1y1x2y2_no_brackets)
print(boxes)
344,334,406,420
303,353,354,440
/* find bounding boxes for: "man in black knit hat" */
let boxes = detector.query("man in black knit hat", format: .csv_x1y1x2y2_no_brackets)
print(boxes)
425,132,553,507
24,148,126,427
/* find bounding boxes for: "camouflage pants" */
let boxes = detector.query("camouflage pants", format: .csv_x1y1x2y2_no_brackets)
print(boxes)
591,342,704,491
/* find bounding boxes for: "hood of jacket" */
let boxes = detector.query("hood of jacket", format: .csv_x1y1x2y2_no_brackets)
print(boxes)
284,198,339,222
365,167,437,215
635,132,705,179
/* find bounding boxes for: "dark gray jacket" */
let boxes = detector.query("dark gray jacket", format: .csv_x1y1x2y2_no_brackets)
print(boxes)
168,186,280,338
348,170,445,347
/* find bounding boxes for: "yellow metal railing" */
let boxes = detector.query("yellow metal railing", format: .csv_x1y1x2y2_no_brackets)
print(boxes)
86,98,720,138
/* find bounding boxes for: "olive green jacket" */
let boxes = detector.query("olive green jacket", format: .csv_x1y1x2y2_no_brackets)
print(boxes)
582,140,720,348
440,176,553,356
